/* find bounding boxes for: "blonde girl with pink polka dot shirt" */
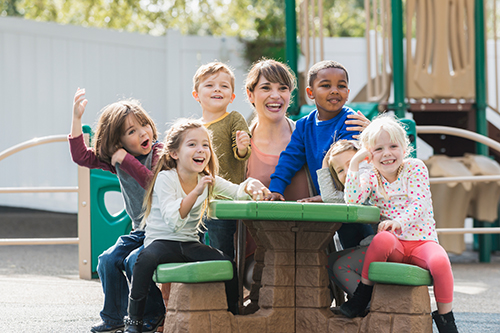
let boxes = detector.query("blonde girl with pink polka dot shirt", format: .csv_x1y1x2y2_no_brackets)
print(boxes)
339,115,458,333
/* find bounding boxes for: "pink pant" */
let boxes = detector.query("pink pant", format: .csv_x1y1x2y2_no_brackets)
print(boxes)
362,231,454,303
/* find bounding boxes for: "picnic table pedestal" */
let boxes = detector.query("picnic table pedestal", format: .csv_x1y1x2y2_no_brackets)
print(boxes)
235,219,340,332
208,201,380,333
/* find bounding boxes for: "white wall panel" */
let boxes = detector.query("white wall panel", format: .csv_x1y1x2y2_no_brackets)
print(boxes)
0,16,374,213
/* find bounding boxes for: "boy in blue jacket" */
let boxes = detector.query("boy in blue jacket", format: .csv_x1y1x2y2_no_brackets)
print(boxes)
266,60,373,248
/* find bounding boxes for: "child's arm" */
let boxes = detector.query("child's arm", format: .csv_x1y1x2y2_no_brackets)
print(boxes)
213,176,269,201
268,123,307,197
316,168,343,203
71,88,87,139
344,148,373,204
68,88,116,173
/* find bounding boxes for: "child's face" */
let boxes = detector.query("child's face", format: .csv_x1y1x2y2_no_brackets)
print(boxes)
370,130,405,182
120,113,154,157
192,72,235,114
170,127,211,175
331,149,357,185
247,75,291,123
306,68,350,121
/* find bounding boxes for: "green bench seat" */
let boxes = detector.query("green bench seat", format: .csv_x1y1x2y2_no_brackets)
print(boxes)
208,200,380,223
153,260,233,284
368,262,433,286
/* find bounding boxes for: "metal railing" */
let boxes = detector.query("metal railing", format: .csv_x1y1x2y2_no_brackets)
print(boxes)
419,125,500,235
0,134,92,279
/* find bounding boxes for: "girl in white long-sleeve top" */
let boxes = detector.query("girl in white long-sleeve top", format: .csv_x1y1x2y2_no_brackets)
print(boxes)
124,119,270,333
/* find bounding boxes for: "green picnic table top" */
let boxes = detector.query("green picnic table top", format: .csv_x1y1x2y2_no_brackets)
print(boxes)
208,200,380,223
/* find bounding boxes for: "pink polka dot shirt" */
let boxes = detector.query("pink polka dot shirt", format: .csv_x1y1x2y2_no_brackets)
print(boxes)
344,158,438,242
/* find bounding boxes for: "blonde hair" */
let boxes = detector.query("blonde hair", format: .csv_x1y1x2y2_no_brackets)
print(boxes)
142,119,219,227
359,114,412,158
359,114,412,200
93,100,157,164
325,140,360,191
193,61,235,92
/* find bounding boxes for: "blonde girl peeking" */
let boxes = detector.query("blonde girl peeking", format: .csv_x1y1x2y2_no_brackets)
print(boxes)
338,115,458,333
123,119,270,333
70,88,165,333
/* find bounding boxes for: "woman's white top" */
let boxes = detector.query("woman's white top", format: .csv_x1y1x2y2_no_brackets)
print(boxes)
144,169,251,247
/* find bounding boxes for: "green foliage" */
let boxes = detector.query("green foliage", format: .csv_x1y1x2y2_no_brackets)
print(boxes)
2,0,366,62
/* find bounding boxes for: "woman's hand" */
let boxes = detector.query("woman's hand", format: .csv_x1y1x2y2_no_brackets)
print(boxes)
378,220,402,235
236,130,251,157
245,179,271,201
345,111,370,139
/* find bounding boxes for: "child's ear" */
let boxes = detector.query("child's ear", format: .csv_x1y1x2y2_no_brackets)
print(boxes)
306,87,315,100
230,93,235,103
192,90,200,102
169,151,178,160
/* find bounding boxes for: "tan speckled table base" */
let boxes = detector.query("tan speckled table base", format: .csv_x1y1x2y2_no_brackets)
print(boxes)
163,219,432,333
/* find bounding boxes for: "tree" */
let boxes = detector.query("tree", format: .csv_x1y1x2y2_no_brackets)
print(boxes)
2,0,365,38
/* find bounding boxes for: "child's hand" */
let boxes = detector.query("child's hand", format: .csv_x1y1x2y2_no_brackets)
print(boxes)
297,195,323,203
236,130,250,157
194,175,214,196
378,220,402,235
245,179,271,201
73,88,88,120
264,192,285,201
350,147,372,171
322,154,330,168
345,111,370,139
111,148,128,166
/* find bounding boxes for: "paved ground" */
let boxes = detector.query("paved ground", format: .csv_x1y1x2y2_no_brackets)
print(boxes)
1,207,500,332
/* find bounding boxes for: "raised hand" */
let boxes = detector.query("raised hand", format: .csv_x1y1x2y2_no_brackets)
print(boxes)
236,130,250,157
73,88,88,120
193,175,214,196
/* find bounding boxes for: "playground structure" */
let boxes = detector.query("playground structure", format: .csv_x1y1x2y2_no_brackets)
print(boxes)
293,0,500,262
1,1,500,332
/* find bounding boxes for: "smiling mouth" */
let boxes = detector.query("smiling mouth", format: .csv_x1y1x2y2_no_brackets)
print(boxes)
266,103,282,111
212,96,223,99
193,157,205,164
381,159,395,165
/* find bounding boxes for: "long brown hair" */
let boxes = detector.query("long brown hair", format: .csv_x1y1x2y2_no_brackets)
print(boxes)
93,100,158,164
142,119,219,223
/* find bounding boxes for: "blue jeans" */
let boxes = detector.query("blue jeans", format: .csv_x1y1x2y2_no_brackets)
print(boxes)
203,217,237,259
96,230,165,325
336,223,374,249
